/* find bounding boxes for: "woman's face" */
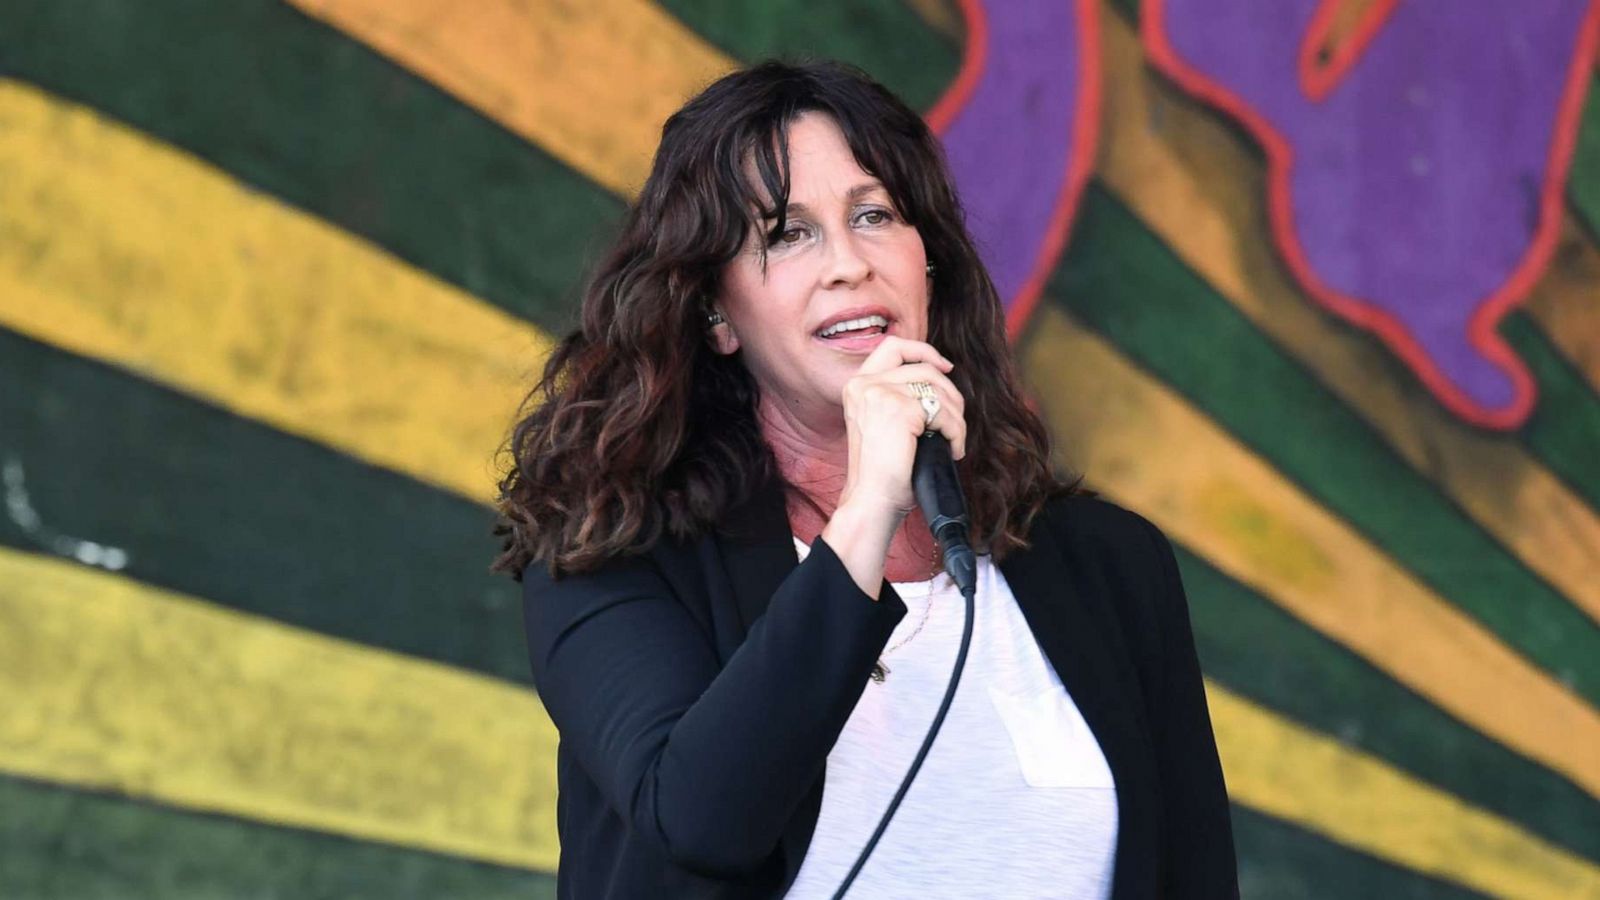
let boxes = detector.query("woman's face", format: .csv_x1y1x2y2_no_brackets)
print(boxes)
712,112,930,416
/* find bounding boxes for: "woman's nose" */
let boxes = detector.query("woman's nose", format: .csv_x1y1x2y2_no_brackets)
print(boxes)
821,231,872,288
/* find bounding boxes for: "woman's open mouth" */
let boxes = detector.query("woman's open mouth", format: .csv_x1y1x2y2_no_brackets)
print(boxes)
817,314,889,339
815,314,890,352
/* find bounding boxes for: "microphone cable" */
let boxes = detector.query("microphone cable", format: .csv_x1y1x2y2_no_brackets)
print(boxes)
831,433,977,899
829,581,974,899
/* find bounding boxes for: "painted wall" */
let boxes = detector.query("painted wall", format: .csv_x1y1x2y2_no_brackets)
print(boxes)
1,1,1597,896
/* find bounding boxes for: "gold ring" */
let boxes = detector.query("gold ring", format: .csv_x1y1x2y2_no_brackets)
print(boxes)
909,381,940,427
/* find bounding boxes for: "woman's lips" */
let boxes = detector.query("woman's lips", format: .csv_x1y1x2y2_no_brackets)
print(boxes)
814,326,889,353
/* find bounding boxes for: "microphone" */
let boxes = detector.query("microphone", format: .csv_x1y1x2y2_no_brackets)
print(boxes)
912,431,977,598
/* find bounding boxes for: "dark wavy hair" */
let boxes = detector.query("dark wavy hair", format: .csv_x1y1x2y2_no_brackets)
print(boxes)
492,59,1079,578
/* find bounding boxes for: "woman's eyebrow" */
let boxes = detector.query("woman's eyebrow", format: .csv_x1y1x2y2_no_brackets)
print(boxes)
766,182,887,219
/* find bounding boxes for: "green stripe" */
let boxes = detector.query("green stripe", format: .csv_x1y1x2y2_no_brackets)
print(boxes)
1050,183,1600,706
0,775,1485,900
0,0,962,677
1,0,620,333
1568,75,1600,240
0,325,530,686
1173,544,1600,863
2,2,1588,893
1231,805,1490,899
656,0,961,113
1504,309,1600,508
0,0,962,676
2,0,960,341
0,775,555,899
1109,0,1139,22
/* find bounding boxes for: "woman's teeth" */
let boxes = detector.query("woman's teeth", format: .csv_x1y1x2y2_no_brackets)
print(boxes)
818,315,889,337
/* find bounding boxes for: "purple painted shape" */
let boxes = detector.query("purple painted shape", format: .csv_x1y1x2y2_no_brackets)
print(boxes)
1162,0,1590,412
939,1,1084,313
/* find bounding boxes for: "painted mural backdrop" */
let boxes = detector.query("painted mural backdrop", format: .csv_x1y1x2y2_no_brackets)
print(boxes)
1,0,1597,896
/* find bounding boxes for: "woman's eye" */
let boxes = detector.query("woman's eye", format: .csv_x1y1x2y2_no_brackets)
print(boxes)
857,208,894,226
768,224,808,246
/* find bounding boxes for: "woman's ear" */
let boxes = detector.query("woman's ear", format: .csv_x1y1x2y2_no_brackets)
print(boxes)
708,309,739,355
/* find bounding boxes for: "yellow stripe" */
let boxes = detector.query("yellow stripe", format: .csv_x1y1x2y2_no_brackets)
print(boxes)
0,79,548,505
0,546,560,871
309,0,1600,630
1096,9,1600,625
1207,682,1600,898
4,16,1594,884
284,0,733,197
1021,304,1600,798
1525,215,1600,391
3,543,1593,892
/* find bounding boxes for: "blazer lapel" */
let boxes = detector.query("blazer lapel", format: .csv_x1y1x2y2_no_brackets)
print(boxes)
998,513,1158,895
999,525,1143,738
714,468,799,635
711,468,829,888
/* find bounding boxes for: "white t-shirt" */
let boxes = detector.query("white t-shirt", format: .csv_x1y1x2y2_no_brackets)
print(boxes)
784,537,1118,899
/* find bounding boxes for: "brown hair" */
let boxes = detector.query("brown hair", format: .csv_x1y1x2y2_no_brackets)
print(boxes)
492,59,1079,579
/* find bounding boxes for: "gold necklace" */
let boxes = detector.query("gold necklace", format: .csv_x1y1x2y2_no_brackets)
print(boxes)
869,541,943,684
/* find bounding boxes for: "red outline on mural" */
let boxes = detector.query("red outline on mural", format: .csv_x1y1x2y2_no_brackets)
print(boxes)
925,0,989,132
1143,0,1600,429
1298,0,1400,102
925,0,1103,342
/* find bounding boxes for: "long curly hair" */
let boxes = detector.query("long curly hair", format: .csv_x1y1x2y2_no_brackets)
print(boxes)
492,59,1080,579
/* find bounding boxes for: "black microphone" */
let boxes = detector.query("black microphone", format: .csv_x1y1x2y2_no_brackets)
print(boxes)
912,431,977,598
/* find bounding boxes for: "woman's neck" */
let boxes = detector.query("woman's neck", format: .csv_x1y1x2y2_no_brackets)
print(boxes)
757,392,849,514
756,392,942,582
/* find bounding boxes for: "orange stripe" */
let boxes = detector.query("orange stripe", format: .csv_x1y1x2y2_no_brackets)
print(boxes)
1208,683,1600,898
1524,215,1600,391
284,0,732,196
0,79,546,505
1096,7,1600,626
1022,304,1600,799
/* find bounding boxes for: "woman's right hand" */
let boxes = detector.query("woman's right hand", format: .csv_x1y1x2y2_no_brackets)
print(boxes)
821,336,967,597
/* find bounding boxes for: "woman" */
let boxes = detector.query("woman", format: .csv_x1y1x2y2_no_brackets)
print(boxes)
494,60,1237,899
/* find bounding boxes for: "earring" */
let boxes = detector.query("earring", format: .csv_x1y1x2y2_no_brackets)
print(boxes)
925,262,936,277
706,310,726,326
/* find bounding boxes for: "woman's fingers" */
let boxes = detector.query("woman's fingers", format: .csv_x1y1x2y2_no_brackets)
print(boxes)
846,362,967,460
869,363,968,447
856,335,954,376
835,335,969,518
918,386,967,459
872,363,966,417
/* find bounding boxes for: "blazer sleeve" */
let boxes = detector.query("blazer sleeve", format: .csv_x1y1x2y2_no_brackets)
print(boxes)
1133,516,1240,898
522,536,906,877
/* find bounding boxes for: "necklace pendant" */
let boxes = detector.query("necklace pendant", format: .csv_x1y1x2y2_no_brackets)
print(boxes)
870,659,889,683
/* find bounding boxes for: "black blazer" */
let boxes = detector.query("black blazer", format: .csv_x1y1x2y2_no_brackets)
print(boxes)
521,470,1238,898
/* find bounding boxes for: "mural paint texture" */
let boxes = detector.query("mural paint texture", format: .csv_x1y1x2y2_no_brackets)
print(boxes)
1,0,1597,897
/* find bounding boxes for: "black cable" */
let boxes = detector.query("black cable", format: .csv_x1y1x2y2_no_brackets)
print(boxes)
830,579,976,899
